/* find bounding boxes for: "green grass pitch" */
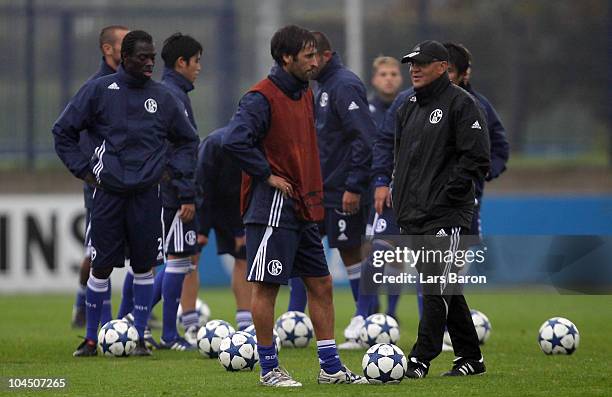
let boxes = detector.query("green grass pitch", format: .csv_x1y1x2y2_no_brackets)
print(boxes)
1,288,611,396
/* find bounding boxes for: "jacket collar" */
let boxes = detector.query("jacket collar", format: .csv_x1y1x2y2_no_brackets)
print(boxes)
98,58,116,76
315,52,343,85
162,67,194,93
460,81,473,93
370,94,393,111
268,63,308,100
415,73,450,105
116,64,151,88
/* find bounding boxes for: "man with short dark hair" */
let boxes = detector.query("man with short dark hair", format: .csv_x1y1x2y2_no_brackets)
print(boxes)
71,25,129,329
373,40,490,377
53,30,198,357
223,24,366,387
143,32,203,351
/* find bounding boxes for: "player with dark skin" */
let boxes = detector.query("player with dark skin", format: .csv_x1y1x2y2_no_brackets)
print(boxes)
117,40,195,230
72,26,129,328
58,31,198,357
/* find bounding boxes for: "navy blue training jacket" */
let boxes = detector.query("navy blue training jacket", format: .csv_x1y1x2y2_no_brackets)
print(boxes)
195,127,243,237
314,53,375,207
81,58,116,209
464,83,510,196
368,94,393,129
53,65,198,197
161,67,199,208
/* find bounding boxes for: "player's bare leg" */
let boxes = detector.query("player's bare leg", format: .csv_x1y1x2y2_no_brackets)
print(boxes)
302,275,334,340
180,254,200,345
252,282,279,346
233,258,253,330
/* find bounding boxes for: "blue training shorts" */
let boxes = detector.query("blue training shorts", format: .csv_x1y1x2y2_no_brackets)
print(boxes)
246,222,329,284
320,206,370,249
162,207,199,257
89,186,163,272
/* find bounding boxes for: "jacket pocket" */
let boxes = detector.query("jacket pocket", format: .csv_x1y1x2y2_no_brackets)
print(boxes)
441,178,474,206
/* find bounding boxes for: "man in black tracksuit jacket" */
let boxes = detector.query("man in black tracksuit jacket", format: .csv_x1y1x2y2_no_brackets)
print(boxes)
373,41,490,378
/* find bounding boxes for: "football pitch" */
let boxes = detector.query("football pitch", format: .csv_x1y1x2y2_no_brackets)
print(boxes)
1,289,610,396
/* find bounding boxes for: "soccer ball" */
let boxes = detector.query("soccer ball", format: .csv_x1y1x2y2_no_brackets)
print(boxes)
361,343,407,384
98,319,138,357
443,309,492,346
218,331,259,371
538,317,579,355
197,319,235,358
177,298,211,327
359,313,400,347
243,324,282,352
471,309,492,344
275,311,314,348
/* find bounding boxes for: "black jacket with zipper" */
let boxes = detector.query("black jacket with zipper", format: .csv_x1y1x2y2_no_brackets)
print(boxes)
392,73,490,234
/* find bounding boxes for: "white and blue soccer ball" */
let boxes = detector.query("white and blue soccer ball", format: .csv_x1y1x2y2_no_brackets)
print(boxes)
471,309,492,344
443,309,492,347
275,311,314,348
538,317,580,355
243,324,282,352
359,314,400,347
177,298,211,327
98,319,139,357
197,319,235,358
361,343,407,384
218,331,259,371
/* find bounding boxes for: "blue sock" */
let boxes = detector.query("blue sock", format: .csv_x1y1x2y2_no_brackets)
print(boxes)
258,344,278,375
161,258,190,342
356,250,379,317
346,263,361,303
74,285,86,310
354,251,378,319
85,275,108,342
387,295,400,318
356,294,374,318
132,270,155,339
288,277,307,312
151,267,165,309
369,295,380,315
236,310,253,331
100,278,112,326
317,339,342,374
181,310,199,330
117,270,134,319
